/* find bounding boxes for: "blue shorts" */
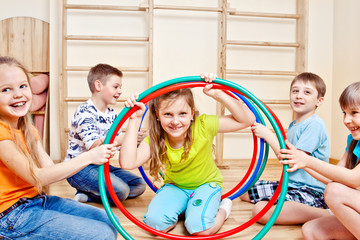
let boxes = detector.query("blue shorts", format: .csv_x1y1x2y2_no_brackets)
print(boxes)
143,182,222,234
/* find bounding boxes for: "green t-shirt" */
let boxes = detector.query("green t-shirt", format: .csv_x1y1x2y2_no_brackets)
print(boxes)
145,114,223,189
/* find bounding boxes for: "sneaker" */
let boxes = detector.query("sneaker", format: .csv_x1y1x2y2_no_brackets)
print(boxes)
74,193,89,203
219,198,232,220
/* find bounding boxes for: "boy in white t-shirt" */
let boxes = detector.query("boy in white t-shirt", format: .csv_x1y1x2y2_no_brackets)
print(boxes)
66,64,146,203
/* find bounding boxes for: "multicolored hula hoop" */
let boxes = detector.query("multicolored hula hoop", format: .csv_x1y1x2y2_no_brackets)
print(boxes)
98,76,289,240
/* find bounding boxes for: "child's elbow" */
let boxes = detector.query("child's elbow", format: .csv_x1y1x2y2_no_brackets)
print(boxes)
246,114,256,127
119,163,131,170
118,158,135,170
349,178,360,189
119,159,129,170
120,165,132,170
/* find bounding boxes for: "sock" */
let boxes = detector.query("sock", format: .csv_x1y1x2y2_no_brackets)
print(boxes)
219,198,232,220
74,193,89,203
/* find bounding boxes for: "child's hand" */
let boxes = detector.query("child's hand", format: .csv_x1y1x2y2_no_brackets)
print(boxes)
278,140,308,172
201,73,223,99
88,142,117,165
200,72,217,83
124,94,146,119
251,122,272,140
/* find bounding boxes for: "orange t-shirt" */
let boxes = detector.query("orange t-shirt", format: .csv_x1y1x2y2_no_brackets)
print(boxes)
0,121,39,213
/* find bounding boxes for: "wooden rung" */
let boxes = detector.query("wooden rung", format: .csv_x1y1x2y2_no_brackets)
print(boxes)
65,4,146,12
232,128,288,134
153,5,224,12
261,99,290,104
226,69,298,76
229,11,299,19
65,97,127,102
226,40,299,48
66,35,149,42
65,66,149,72
30,71,50,75
139,3,237,13
31,111,45,115
65,127,131,133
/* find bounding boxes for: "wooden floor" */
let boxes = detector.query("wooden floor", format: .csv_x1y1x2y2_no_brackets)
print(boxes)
49,158,303,240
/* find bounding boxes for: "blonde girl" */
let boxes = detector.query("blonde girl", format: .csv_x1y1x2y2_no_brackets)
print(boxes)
279,81,360,239
0,56,118,239
120,73,255,235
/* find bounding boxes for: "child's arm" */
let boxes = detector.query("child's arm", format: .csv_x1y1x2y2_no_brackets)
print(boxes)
0,139,117,187
303,151,347,184
118,95,151,170
113,130,147,147
302,167,333,185
251,122,281,156
279,140,360,188
200,73,256,133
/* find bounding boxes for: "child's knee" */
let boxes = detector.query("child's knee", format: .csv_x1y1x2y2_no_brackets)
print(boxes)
86,222,117,240
184,210,217,235
130,181,146,197
144,211,177,231
252,201,263,215
102,226,117,240
240,192,250,202
324,182,342,206
116,189,129,202
302,221,317,239
252,201,270,224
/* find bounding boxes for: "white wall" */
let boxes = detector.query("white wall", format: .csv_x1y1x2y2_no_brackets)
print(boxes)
3,0,352,162
0,0,49,22
307,0,334,153
331,0,360,159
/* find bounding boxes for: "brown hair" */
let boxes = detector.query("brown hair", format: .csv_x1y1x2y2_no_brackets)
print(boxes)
0,56,42,192
148,89,195,181
290,72,326,98
87,64,123,93
339,82,360,169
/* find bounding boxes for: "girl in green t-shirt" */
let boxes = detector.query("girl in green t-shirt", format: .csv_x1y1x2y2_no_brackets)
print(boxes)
120,73,255,235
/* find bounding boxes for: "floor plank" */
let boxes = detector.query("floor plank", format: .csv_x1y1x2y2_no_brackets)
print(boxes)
49,158,303,239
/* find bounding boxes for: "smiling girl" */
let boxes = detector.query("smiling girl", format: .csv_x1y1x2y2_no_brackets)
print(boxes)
120,73,255,235
279,81,360,239
0,56,118,239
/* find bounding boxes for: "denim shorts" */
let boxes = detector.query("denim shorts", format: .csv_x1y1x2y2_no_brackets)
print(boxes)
0,194,117,240
143,182,222,234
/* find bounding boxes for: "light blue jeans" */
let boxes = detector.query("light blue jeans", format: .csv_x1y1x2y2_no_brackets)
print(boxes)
67,164,146,203
0,195,117,239
144,183,222,234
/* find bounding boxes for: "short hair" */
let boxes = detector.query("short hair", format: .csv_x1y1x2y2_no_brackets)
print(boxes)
290,72,326,98
87,64,123,93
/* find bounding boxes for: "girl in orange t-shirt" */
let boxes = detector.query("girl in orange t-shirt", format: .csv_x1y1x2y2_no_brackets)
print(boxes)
0,56,118,240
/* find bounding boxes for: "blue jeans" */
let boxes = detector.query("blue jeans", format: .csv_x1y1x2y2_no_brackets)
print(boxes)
0,195,117,239
67,164,146,203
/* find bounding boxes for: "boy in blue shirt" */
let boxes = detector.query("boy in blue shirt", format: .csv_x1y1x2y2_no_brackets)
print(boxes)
240,72,331,224
66,64,146,203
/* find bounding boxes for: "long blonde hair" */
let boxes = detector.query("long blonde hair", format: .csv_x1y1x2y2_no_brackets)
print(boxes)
339,81,360,169
0,56,42,192
148,89,195,181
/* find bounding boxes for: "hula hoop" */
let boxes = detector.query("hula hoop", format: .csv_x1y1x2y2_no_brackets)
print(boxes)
223,91,268,200
99,77,288,240
137,89,268,200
